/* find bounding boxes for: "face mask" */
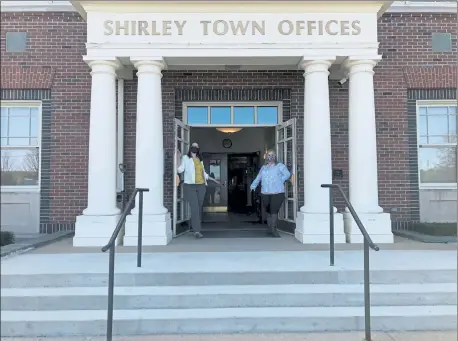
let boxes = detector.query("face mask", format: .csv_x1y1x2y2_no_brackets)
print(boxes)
267,155,274,162
190,147,198,154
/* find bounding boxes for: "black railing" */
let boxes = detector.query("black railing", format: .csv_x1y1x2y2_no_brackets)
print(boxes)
101,188,149,341
321,184,379,341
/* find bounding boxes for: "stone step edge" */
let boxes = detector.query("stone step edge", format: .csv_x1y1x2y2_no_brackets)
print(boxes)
2,268,457,276
2,283,456,297
2,306,456,322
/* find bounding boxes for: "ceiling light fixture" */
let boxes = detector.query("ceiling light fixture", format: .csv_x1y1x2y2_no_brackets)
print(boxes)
216,127,243,134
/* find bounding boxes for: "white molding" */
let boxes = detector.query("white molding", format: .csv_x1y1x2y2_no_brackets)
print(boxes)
387,1,457,13
0,1,75,12
1,1,456,14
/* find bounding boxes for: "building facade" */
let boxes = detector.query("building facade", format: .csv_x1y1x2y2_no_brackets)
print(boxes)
0,1,456,246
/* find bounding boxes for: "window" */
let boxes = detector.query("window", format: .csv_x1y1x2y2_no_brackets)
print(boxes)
1,102,41,187
184,102,281,126
417,101,457,187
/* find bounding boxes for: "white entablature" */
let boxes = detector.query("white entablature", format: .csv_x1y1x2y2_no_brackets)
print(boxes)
71,1,391,69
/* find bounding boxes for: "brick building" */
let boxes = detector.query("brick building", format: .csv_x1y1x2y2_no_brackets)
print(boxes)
0,1,456,246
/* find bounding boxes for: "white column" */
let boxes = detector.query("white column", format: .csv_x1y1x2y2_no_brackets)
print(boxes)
295,59,345,244
74,58,121,247
344,58,393,243
124,58,172,246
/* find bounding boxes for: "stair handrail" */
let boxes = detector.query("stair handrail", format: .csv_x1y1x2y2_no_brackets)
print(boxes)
321,183,380,341
101,187,149,341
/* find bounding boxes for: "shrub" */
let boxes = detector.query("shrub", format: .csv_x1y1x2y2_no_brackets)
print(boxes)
0,231,15,246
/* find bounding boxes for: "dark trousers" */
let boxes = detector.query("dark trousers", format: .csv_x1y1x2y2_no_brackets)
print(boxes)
261,193,285,215
184,184,206,233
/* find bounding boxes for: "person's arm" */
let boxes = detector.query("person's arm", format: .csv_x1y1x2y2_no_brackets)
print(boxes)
250,166,264,191
177,155,186,174
279,163,291,183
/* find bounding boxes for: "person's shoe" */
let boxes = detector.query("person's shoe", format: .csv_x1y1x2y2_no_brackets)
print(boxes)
194,232,203,239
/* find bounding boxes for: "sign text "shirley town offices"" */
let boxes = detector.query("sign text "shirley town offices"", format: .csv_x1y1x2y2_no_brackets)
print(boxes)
103,19,362,37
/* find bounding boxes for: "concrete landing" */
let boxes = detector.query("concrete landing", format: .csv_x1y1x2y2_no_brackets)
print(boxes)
2,250,456,275
1,332,457,341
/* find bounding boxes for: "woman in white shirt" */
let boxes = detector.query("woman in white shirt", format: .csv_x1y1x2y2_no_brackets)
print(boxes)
177,143,218,238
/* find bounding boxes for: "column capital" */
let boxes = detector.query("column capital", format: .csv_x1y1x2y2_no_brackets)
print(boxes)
83,57,122,74
299,58,335,76
342,56,382,75
131,58,166,76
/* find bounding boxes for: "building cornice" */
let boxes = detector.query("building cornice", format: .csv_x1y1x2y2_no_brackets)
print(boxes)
0,0,456,14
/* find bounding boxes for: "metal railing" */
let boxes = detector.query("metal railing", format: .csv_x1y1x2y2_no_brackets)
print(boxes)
321,184,380,341
101,188,149,341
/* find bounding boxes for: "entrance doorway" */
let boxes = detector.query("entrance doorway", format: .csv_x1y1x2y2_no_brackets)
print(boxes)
172,102,297,238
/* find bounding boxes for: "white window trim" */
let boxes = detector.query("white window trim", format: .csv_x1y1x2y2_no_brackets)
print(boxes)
182,101,283,127
416,100,457,190
1,100,42,192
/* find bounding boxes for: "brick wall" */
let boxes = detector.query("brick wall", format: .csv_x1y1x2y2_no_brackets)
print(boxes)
375,13,456,226
0,12,91,231
1,11,456,231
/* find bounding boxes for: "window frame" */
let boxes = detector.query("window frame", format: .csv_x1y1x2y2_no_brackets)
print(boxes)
1,100,42,192
182,101,283,127
416,100,457,189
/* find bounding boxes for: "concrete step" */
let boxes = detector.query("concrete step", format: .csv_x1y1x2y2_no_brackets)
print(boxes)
1,306,456,337
2,283,456,310
2,268,456,288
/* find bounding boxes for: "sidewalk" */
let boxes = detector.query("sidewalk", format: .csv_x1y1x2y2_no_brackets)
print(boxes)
2,332,457,341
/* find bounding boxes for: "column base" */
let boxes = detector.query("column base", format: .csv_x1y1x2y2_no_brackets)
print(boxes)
73,214,121,247
343,212,394,244
124,212,172,246
295,212,346,244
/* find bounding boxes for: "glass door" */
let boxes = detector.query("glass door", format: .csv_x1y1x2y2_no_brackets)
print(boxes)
276,118,297,233
202,153,228,213
173,118,191,236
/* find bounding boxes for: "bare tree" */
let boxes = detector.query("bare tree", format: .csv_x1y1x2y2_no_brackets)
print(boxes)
22,148,39,172
1,151,14,172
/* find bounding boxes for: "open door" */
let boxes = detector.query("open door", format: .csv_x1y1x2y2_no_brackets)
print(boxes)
276,118,297,234
173,118,191,236
202,153,228,213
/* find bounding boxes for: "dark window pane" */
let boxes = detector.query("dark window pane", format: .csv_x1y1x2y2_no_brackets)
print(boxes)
419,147,456,183
187,107,208,124
1,148,39,186
233,107,254,124
210,107,231,124
257,107,278,124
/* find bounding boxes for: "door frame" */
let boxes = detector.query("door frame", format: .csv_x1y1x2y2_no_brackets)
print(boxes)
173,118,191,237
275,118,297,234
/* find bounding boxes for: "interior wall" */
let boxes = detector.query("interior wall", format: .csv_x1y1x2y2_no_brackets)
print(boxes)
191,127,274,154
